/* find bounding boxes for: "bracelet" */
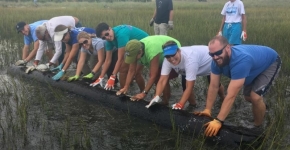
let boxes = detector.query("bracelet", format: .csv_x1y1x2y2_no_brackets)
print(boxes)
142,90,148,94
215,118,224,124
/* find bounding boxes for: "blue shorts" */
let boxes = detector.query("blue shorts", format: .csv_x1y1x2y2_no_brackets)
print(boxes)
222,23,242,45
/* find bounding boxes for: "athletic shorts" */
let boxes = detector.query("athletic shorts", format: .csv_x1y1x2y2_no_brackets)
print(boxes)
243,56,281,96
222,22,242,45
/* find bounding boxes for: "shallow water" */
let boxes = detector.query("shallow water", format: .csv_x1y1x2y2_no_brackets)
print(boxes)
1,41,290,149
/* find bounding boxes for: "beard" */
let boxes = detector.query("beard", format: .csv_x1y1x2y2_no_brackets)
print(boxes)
214,53,230,67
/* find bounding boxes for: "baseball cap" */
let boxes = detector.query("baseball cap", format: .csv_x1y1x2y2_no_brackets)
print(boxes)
125,39,142,64
163,44,178,56
54,28,68,42
16,22,26,33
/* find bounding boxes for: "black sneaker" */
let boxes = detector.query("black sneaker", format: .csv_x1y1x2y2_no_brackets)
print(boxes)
184,104,197,113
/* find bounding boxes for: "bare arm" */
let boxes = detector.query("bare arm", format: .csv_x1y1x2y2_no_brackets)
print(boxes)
242,14,247,31
219,16,226,32
92,48,105,74
25,40,40,61
178,80,195,105
155,75,169,97
111,47,125,75
22,45,29,60
75,52,86,76
144,55,160,93
205,73,221,110
217,79,244,121
169,10,174,21
61,43,71,65
152,8,156,19
99,51,112,78
123,63,137,89
62,43,79,71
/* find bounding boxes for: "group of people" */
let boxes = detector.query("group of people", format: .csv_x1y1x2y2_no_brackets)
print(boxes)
14,0,281,137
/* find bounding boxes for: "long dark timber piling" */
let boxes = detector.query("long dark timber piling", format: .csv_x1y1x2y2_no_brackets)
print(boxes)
7,65,264,149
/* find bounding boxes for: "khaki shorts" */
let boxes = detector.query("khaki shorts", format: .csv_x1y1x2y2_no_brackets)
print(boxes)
243,56,281,96
153,23,169,35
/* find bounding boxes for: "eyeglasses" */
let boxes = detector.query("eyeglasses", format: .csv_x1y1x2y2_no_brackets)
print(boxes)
101,32,109,40
165,52,177,59
79,39,88,47
208,45,227,57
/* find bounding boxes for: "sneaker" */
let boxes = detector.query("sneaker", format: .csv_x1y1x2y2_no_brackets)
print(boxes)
184,104,197,113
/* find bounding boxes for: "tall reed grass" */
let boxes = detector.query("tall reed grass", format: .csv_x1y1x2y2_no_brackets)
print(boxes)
0,0,290,149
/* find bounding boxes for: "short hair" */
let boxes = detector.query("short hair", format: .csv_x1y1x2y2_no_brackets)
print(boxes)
208,36,229,46
95,22,109,37
35,25,47,38
162,40,178,49
77,31,91,40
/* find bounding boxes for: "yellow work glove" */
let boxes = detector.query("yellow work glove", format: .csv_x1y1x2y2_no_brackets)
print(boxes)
193,109,211,117
204,119,223,137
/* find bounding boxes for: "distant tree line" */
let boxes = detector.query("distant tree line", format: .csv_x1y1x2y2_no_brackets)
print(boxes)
1,0,152,2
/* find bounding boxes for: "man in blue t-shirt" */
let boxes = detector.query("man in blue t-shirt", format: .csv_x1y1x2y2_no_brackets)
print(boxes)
93,23,149,91
15,20,48,66
196,36,281,137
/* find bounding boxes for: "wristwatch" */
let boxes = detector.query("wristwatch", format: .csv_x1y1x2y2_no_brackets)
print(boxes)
142,90,148,94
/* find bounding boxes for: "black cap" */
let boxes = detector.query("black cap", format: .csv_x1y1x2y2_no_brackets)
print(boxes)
16,22,26,33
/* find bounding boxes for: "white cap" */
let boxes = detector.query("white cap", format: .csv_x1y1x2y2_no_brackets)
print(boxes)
54,28,68,42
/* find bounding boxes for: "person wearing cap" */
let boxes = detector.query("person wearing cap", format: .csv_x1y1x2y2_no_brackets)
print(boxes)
66,31,108,83
195,36,281,137
30,16,81,73
116,35,180,105
14,20,51,66
217,0,247,45
92,23,149,91
51,25,96,80
145,40,225,110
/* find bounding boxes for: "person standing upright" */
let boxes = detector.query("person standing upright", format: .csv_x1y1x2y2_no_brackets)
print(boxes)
217,0,247,45
149,0,174,35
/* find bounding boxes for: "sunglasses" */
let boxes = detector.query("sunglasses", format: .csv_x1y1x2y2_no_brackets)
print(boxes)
101,32,109,40
208,45,227,57
165,52,177,59
79,39,88,47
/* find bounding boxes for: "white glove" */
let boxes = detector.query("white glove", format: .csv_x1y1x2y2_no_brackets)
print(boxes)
90,77,105,87
217,31,222,36
240,31,247,41
15,60,27,66
36,63,50,72
168,21,174,30
145,96,162,108
25,65,36,74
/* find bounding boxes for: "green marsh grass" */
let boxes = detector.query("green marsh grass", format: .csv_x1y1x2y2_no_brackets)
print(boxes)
0,0,290,149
